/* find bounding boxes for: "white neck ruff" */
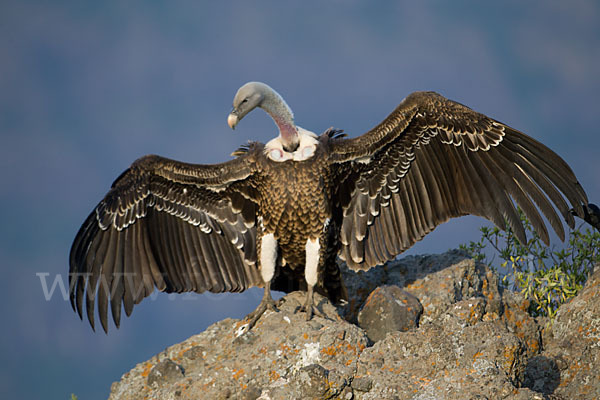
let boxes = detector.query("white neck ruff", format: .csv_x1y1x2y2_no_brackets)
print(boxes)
264,127,319,162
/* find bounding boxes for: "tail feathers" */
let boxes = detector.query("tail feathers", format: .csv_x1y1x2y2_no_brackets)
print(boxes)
321,261,348,304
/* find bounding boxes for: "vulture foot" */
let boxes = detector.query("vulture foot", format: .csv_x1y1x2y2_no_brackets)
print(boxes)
298,286,325,321
242,288,278,333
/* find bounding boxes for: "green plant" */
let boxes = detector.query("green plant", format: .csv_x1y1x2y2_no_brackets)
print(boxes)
460,209,600,319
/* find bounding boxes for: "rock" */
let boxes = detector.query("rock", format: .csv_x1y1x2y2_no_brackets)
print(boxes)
351,376,373,392
290,364,331,398
107,251,600,400
146,359,184,387
357,285,423,342
522,355,560,395
182,345,205,361
109,290,368,400
531,265,600,399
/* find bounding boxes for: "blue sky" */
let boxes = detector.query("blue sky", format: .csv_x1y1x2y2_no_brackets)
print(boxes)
1,1,599,398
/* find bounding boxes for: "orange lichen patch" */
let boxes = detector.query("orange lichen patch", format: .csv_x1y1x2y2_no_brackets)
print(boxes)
473,351,484,360
481,275,496,301
345,359,353,366
303,333,309,340
590,326,598,335
420,302,432,314
406,282,424,290
279,343,291,353
470,305,482,321
234,320,248,331
417,377,432,386
513,318,524,330
527,339,540,353
321,345,338,356
174,343,197,361
232,368,245,380
201,379,216,390
558,360,582,387
502,344,519,372
269,370,280,382
362,290,384,308
140,362,154,378
174,381,191,397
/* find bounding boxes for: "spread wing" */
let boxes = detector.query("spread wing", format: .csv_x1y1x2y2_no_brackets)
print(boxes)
69,148,263,332
331,91,589,270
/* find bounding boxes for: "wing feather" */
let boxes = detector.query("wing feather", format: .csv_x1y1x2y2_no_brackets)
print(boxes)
122,226,136,317
69,152,262,332
183,220,208,292
85,221,112,329
97,228,116,332
333,91,589,271
110,232,126,329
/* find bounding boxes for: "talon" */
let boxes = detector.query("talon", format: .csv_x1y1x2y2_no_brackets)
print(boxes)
300,302,314,321
242,287,277,333
305,306,313,321
298,286,325,321
245,298,277,331
300,302,326,321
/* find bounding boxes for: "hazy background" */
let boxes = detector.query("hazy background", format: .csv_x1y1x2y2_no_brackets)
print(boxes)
1,1,599,398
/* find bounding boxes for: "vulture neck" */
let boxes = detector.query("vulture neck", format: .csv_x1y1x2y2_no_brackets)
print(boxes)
260,92,299,152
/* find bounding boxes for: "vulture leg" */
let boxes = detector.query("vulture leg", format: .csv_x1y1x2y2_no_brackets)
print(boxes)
243,233,279,331
299,238,323,320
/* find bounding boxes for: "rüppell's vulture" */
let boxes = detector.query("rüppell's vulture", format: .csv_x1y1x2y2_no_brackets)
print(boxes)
70,82,598,333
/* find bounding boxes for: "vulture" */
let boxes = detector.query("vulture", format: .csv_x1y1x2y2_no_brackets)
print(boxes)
70,81,597,333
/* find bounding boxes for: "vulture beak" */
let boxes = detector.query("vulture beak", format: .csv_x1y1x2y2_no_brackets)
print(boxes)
227,111,239,130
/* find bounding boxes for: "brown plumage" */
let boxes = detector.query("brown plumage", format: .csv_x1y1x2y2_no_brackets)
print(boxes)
70,83,593,333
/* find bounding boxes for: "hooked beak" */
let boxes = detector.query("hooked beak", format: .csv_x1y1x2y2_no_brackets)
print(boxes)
227,111,239,130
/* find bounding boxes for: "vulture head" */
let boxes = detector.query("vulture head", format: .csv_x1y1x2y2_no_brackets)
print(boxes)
228,81,300,152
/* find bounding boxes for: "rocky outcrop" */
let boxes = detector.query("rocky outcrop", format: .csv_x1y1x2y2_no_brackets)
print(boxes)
108,250,600,399
533,264,600,399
